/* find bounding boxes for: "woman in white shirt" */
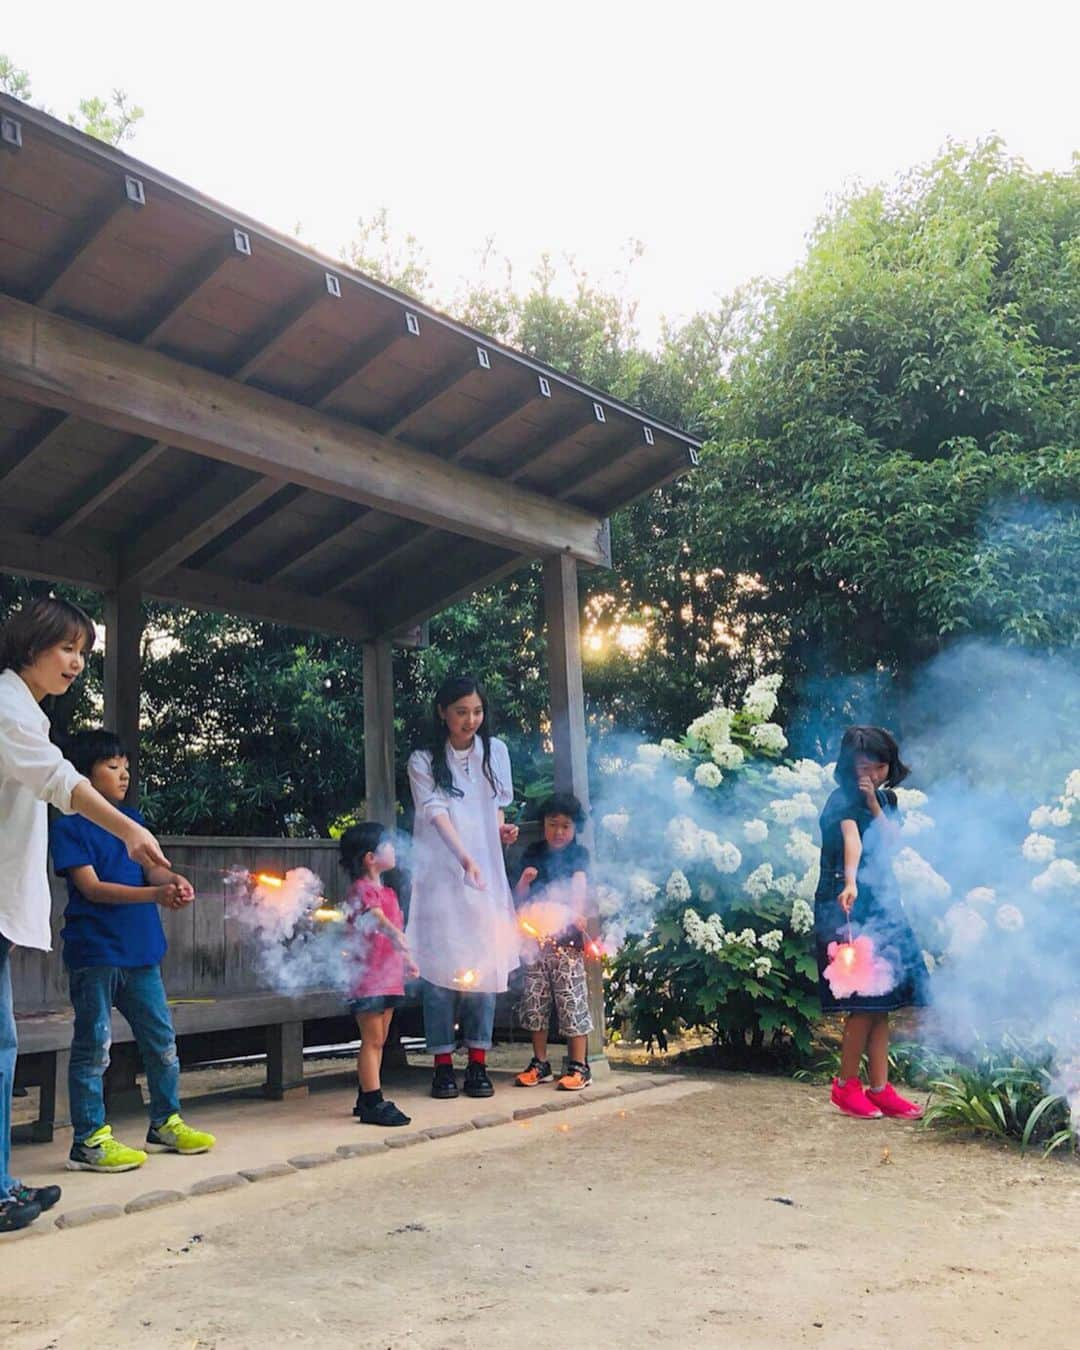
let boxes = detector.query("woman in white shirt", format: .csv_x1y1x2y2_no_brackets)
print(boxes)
0,597,170,1232
406,676,519,1100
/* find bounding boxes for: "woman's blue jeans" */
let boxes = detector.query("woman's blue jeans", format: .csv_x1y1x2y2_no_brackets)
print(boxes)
68,964,181,1142
0,938,19,1197
421,980,496,1054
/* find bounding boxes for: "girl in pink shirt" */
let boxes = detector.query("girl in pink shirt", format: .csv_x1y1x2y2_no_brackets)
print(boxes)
340,823,417,1127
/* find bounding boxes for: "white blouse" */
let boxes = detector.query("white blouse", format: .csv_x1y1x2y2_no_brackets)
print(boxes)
0,668,86,950
406,736,518,994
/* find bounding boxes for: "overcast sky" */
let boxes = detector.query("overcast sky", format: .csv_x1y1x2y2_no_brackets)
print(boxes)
5,1,1078,343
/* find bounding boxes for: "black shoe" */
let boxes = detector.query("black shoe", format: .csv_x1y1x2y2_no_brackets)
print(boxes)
356,1098,411,1127
431,1063,459,1099
12,1183,61,1213
0,1195,42,1232
464,1061,495,1098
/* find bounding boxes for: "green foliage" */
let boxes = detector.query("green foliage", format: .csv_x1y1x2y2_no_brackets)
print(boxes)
0,54,32,99
922,1038,1076,1157
701,141,1080,705
68,90,144,145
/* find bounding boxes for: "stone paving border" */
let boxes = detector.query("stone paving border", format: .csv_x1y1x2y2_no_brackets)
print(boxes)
22,1076,686,1232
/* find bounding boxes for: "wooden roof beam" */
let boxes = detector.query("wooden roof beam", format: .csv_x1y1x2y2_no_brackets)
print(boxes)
303,319,403,408
0,409,70,493
33,188,141,310
380,549,529,636
378,356,478,439
226,282,333,382
323,523,429,596
41,436,167,538
0,295,611,566
121,466,284,585
441,389,543,465
147,566,371,642
503,407,603,484
256,507,368,584
133,236,242,349
0,528,117,589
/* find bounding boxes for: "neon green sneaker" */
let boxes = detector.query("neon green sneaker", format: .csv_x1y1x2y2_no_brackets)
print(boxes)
67,1124,147,1172
146,1113,216,1155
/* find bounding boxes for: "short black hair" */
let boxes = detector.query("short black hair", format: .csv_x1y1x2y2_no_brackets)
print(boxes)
834,725,910,791
64,729,128,779
339,821,389,881
537,792,586,827
0,596,95,673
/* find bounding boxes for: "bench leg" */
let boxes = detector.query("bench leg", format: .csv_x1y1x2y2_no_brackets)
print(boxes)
103,1042,145,1117
11,1049,68,1145
381,1010,408,1075
266,1021,308,1100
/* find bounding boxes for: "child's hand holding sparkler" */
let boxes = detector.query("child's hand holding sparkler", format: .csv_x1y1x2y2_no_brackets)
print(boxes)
838,881,857,914
499,821,519,848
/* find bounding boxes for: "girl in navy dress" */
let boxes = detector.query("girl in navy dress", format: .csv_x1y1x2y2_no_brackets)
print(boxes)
815,726,929,1120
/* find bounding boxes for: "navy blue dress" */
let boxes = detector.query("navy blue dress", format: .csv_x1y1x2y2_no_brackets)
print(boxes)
814,786,929,1014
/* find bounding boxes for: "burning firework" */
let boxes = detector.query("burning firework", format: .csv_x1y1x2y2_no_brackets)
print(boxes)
453,968,480,988
823,933,895,999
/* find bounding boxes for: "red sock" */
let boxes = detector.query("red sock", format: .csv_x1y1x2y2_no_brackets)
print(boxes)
468,1047,486,1066
434,1053,453,1067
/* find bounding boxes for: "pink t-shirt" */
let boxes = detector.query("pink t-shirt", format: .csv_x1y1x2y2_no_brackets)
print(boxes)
346,879,406,997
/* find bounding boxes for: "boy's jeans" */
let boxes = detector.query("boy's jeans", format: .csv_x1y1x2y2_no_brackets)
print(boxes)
0,937,19,1197
421,979,496,1054
68,964,181,1143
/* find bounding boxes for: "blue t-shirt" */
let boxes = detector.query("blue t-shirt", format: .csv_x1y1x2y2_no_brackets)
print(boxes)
50,805,167,969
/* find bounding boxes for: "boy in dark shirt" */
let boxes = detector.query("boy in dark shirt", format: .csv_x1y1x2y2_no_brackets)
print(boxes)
513,793,594,1091
50,730,216,1173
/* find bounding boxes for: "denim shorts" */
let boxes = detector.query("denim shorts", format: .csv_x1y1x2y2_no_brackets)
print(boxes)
348,994,406,1015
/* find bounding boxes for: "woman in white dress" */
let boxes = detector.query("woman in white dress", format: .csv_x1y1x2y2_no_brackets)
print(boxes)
406,676,519,1099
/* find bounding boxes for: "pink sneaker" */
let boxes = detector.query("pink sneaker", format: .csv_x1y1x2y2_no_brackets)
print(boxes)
830,1077,884,1119
866,1083,924,1119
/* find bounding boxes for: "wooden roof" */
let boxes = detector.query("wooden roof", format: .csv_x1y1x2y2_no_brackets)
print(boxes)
0,95,700,642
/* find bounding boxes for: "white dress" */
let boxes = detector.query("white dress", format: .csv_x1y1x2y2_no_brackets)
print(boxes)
406,737,518,995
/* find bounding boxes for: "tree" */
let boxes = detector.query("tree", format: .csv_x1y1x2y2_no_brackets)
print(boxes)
700,141,1080,713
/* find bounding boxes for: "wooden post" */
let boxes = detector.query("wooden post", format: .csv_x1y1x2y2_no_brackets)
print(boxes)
265,1021,308,1099
363,639,396,828
103,582,144,796
542,554,607,1073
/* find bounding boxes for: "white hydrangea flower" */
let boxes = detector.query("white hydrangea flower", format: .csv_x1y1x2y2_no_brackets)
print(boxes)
742,674,782,722
601,811,630,839
659,738,692,762
737,928,758,947
900,810,935,837
752,955,773,978
995,904,1024,932
628,872,660,905
636,743,665,764
687,706,735,750
767,793,817,826
743,818,769,845
894,847,952,901
683,907,726,956
665,869,692,903
893,788,928,811
922,950,937,973
711,742,746,770
749,722,788,754
769,759,827,793
795,866,819,901
702,835,742,874
594,884,623,918
786,827,818,871
1065,769,1080,800
760,929,784,953
629,761,657,781
1022,832,1057,863
744,863,774,900
790,898,814,935
944,903,988,954
666,815,702,860
1031,858,1080,893
672,776,694,799
694,762,723,790
965,886,996,906
773,874,799,898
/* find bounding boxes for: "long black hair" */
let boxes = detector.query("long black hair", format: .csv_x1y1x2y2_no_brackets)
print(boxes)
427,675,501,799
339,821,388,882
834,725,911,792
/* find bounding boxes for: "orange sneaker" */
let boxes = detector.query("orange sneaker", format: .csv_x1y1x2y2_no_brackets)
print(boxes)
515,1057,553,1087
557,1061,592,1091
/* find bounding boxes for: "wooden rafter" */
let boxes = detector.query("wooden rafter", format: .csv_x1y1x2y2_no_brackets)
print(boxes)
503,406,600,483
42,438,167,538
0,409,70,493
257,508,368,584
378,356,477,438
227,284,330,381
302,319,403,408
33,194,136,310
323,523,430,596
187,484,306,572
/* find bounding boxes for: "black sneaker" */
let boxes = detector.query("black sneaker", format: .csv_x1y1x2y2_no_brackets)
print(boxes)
0,1194,42,1232
431,1063,459,1099
464,1061,494,1098
514,1057,553,1087
356,1098,411,1127
12,1183,61,1213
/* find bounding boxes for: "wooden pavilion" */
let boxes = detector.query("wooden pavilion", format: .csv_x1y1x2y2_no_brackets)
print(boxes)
0,93,701,1124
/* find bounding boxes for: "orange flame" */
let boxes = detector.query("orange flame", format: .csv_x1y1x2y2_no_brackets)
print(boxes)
520,919,541,939
453,969,479,987
312,906,344,924
585,939,605,961
255,872,284,889
838,943,856,969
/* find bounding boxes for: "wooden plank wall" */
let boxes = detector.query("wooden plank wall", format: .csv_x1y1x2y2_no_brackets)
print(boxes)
11,837,344,1013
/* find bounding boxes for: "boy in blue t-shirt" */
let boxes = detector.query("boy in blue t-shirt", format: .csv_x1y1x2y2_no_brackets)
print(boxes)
50,730,216,1172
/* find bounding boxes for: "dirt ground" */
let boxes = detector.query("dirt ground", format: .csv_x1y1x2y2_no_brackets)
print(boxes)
3,1069,1079,1350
